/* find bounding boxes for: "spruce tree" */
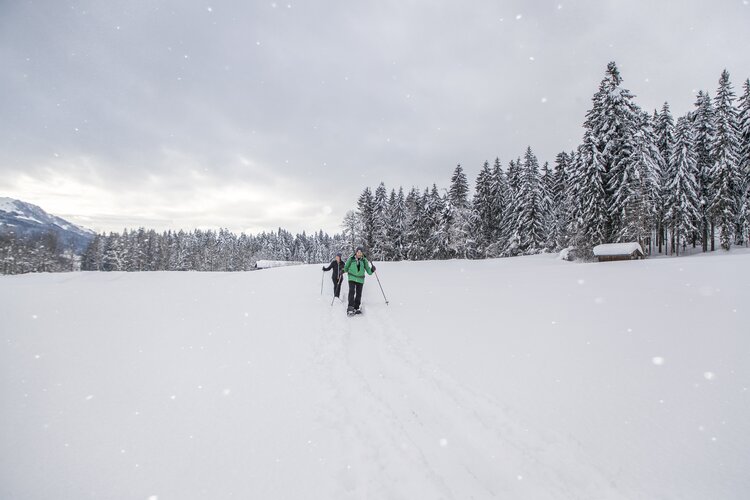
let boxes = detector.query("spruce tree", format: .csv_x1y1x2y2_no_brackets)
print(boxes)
710,70,741,250
387,187,407,260
372,182,389,260
653,102,676,253
585,62,645,243
356,187,375,252
472,161,496,255
515,147,546,254
448,164,470,209
552,151,573,250
691,90,717,251
487,158,508,256
736,79,750,245
342,210,360,251
502,158,523,256
540,161,556,250
573,132,609,253
666,117,701,255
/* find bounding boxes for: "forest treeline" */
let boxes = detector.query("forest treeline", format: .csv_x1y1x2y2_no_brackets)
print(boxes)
2,62,748,274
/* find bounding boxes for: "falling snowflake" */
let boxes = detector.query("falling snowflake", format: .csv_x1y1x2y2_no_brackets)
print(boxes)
704,372,716,380
652,357,665,366
439,438,448,447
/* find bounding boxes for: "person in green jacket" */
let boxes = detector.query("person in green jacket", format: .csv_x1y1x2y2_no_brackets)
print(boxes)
343,246,376,314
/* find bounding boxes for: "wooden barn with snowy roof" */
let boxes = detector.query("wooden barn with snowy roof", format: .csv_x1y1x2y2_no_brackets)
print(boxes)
592,242,645,262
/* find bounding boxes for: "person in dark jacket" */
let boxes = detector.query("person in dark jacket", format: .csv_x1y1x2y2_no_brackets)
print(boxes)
343,246,376,314
322,252,345,298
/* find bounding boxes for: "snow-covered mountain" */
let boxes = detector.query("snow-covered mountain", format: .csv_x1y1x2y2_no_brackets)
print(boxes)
1,252,748,499
0,197,95,251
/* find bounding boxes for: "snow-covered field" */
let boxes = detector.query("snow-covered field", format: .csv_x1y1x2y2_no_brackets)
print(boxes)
2,251,749,499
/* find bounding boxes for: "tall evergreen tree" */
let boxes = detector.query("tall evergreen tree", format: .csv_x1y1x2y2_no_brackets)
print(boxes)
341,210,361,251
387,187,408,260
514,147,546,253
502,158,523,255
709,70,742,250
690,90,717,251
371,182,389,260
736,79,750,245
448,164,470,210
356,187,375,252
584,62,645,243
666,117,701,255
573,132,609,253
487,158,508,256
472,161,496,255
551,151,573,250
540,161,556,250
653,102,676,253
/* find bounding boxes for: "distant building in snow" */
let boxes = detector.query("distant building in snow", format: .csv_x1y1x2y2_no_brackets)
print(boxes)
592,242,645,262
255,260,305,269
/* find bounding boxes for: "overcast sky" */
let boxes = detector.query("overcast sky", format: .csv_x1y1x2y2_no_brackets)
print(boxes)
1,0,749,235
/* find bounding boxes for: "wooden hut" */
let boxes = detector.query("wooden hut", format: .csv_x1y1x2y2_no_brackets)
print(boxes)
592,242,645,262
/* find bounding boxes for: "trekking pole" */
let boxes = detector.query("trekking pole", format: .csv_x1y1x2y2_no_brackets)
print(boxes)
320,270,324,295
331,275,342,306
374,271,389,305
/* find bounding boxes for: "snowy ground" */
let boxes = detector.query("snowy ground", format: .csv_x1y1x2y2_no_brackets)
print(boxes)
2,251,749,499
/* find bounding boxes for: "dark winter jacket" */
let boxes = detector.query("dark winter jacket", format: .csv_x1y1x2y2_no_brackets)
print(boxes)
343,255,373,284
323,259,345,281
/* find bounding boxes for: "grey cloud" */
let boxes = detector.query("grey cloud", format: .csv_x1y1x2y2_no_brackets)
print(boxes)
1,0,748,234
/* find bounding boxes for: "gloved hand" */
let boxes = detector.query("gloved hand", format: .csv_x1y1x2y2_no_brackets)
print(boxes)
371,265,376,272
322,266,326,271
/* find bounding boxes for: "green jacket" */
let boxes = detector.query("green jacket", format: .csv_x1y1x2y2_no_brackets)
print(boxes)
344,255,373,284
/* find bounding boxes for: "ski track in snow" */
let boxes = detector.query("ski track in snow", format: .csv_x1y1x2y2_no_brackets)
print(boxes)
306,295,623,499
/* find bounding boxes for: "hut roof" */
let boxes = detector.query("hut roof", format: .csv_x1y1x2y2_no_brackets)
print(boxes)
592,242,644,257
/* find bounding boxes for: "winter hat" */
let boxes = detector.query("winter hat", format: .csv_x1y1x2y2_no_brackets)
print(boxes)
355,246,364,253
335,252,342,257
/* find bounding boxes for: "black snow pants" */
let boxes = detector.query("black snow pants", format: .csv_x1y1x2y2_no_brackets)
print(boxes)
347,280,363,309
332,276,342,298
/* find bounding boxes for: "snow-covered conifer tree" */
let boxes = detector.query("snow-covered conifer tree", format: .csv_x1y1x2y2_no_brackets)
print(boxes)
472,161,496,255
573,132,609,253
690,90,717,251
371,182,389,260
666,117,701,255
387,187,407,260
736,79,750,245
540,161,555,250
514,147,546,254
356,187,375,252
487,158,508,256
653,102,676,253
551,151,573,250
709,70,741,250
